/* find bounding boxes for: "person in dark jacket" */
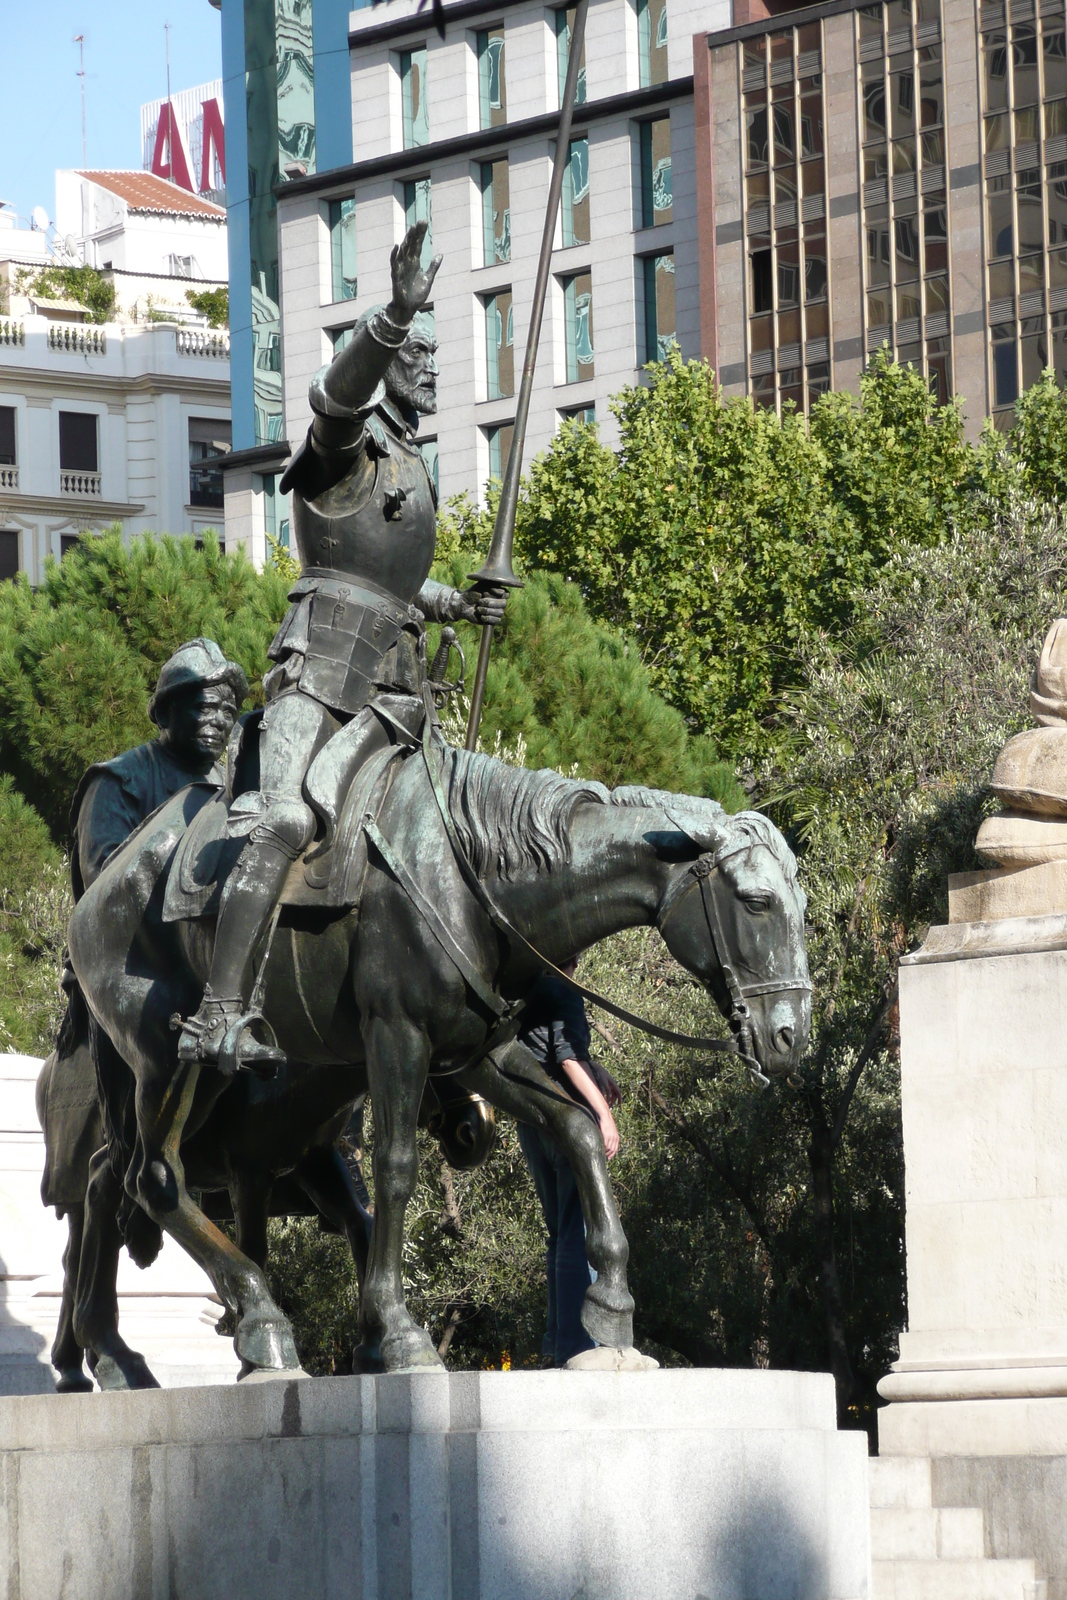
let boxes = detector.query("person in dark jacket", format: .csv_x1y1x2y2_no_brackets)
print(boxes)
517,959,621,1367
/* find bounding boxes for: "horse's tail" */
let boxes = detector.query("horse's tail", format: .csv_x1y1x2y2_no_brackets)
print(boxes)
88,1014,164,1270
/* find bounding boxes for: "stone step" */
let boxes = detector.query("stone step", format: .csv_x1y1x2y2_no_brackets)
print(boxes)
871,1558,1046,1600
868,1455,933,1509
871,1505,985,1561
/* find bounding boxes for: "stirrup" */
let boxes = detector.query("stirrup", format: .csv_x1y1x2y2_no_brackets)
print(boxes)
170,1003,285,1080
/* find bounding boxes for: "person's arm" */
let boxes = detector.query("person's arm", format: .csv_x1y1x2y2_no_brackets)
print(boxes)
416,578,507,628
76,772,142,892
313,223,439,446
559,1057,621,1159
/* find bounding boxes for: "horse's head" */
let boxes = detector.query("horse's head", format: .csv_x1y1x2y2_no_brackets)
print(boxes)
654,809,811,1080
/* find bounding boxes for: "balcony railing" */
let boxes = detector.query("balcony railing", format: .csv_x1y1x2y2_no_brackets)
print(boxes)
60,469,102,497
48,324,106,355
0,320,24,348
177,328,230,359
0,465,18,491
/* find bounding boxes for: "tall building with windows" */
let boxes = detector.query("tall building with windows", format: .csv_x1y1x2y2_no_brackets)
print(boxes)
235,0,1055,547
273,0,718,504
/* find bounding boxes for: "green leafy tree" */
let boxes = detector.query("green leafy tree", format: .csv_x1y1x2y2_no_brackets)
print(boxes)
185,286,229,328
15,264,116,324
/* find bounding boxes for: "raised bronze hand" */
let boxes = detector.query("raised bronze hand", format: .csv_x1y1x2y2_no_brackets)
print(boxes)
388,222,442,325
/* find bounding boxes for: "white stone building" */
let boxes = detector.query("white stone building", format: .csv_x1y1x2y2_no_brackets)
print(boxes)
55,170,228,325
260,0,728,520
0,309,231,581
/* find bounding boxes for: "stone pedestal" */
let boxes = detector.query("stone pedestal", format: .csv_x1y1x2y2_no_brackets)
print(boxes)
0,1053,237,1393
878,917,1067,1595
0,1369,870,1600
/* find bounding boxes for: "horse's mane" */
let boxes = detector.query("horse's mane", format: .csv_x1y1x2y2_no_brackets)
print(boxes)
438,751,800,895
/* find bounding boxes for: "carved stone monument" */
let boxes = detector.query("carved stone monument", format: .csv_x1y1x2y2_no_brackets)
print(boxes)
877,619,1067,1594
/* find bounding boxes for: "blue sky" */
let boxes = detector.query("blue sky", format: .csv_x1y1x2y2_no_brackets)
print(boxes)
0,1,222,229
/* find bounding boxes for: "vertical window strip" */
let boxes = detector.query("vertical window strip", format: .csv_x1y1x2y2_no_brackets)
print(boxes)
563,271,595,381
478,26,508,130
328,197,357,303
401,47,429,148
640,118,673,227
562,138,591,246
638,0,669,90
643,252,677,361
741,18,830,414
403,177,433,267
857,0,952,402
555,7,588,107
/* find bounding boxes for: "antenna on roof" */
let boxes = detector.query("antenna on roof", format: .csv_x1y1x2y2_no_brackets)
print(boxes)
74,35,86,168
165,21,172,110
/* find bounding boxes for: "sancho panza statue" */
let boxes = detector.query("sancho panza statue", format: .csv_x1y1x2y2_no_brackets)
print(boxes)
176,222,506,1069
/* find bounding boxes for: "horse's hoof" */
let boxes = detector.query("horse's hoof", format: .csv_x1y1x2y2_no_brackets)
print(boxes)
54,1365,94,1394
380,1326,444,1373
563,1346,659,1372
89,1349,161,1391
353,1340,385,1374
580,1281,635,1351
235,1312,300,1372
237,1364,311,1383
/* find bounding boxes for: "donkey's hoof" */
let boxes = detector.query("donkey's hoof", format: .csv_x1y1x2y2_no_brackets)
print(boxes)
238,1364,311,1384
380,1325,444,1373
54,1364,94,1394
235,1312,299,1372
353,1340,385,1374
89,1348,161,1391
580,1281,634,1351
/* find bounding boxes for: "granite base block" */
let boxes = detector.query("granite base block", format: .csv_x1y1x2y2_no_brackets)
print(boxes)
0,1369,870,1600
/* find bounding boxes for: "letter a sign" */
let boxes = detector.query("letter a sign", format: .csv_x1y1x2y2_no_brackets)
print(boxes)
200,99,226,192
151,103,195,193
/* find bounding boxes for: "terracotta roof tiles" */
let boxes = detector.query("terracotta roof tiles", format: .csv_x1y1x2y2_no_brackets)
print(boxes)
78,171,225,221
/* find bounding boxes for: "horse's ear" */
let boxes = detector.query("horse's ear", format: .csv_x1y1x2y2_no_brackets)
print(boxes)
664,798,729,855
645,829,702,862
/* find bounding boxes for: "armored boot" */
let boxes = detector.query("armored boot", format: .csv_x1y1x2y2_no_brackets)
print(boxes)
177,835,299,1074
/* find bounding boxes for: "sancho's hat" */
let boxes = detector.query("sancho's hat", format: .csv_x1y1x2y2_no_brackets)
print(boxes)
148,637,249,725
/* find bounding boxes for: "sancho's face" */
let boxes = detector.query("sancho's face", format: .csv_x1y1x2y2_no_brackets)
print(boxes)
158,683,238,768
387,326,438,416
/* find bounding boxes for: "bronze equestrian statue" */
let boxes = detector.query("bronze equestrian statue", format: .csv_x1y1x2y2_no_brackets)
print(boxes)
36,639,245,1390
175,221,504,1073
66,222,812,1381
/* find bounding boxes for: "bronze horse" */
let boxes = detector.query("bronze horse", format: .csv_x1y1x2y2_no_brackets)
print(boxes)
69,740,810,1378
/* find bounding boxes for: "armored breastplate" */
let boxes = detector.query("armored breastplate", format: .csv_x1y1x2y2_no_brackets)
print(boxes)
292,419,437,606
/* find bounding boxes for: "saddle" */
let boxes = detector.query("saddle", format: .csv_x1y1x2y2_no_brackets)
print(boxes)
161,694,422,922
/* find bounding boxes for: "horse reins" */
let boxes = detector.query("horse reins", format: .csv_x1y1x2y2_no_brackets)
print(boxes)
401,711,810,1087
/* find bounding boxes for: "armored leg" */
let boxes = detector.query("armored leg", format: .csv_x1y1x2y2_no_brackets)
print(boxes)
178,691,335,1070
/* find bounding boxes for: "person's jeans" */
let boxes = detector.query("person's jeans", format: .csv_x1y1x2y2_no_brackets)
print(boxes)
517,1122,595,1366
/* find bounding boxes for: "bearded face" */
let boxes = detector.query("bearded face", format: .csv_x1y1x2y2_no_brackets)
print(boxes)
386,320,438,417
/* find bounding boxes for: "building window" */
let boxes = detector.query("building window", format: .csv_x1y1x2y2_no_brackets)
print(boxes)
0,408,14,467
418,437,439,493
262,473,291,550
555,7,588,106
400,47,429,148
60,535,80,560
481,159,511,265
0,531,18,582
563,271,595,382
979,0,1067,421
484,290,515,398
562,138,590,247
485,421,514,482
329,325,355,354
642,252,676,361
857,0,950,405
742,20,831,413
477,26,507,129
640,118,672,227
188,418,232,509
328,197,357,303
403,177,433,265
638,0,668,89
58,412,98,472
560,403,596,425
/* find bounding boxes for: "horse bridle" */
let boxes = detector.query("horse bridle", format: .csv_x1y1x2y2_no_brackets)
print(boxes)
655,838,812,1083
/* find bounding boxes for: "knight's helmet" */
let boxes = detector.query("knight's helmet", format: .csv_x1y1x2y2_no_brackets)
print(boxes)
148,638,249,726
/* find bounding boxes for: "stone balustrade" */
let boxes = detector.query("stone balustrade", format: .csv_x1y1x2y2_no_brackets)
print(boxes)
59,469,102,497
47,323,106,355
176,327,230,359
0,320,24,348
0,466,18,491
